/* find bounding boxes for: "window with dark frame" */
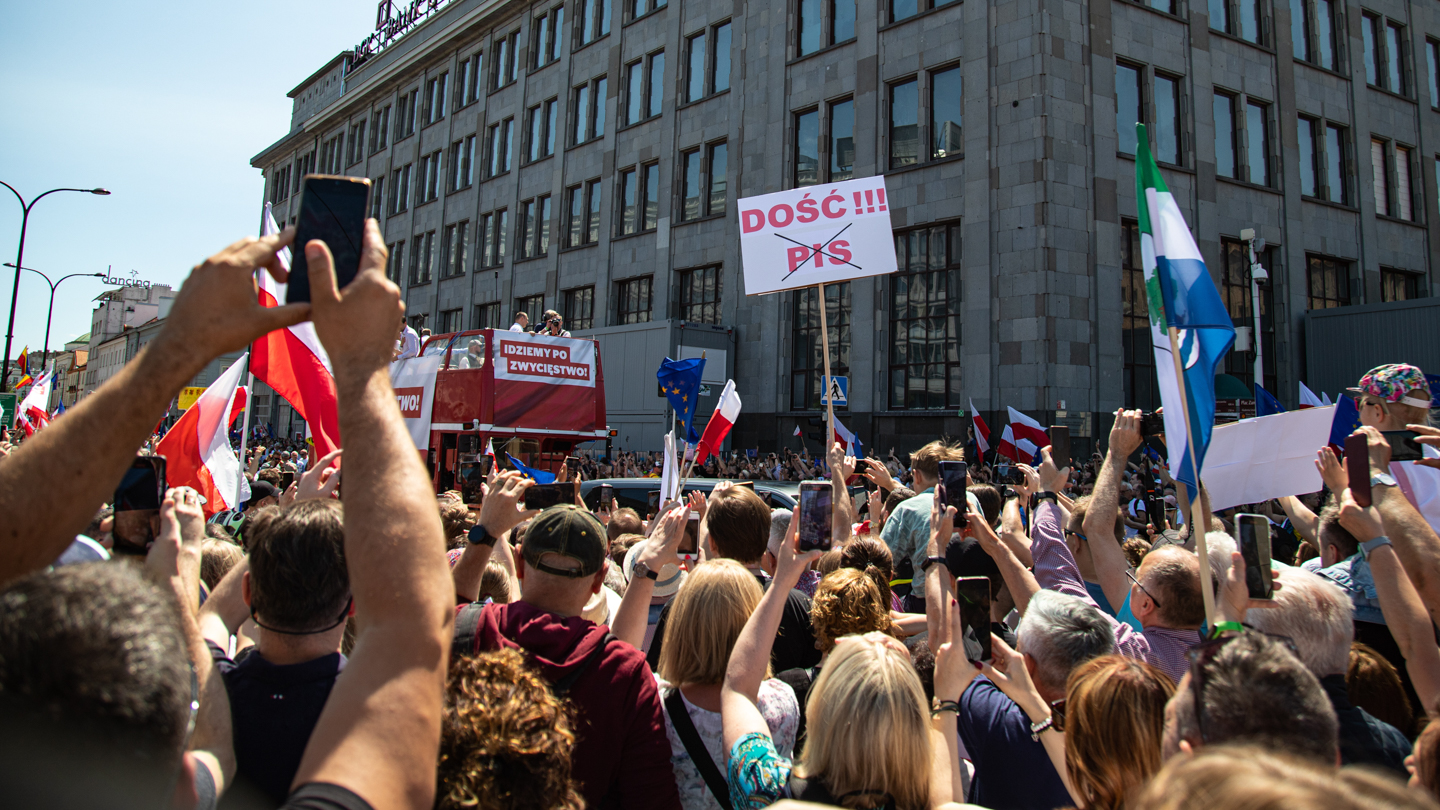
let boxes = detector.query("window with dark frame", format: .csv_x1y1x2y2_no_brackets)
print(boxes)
457,53,482,108
526,99,558,162
680,148,703,221
396,88,419,140
798,0,855,56
1211,0,1262,44
616,276,653,324
493,30,521,89
796,108,820,185
888,223,962,410
442,221,469,277
486,117,514,176
1428,39,1440,107
516,294,545,324
474,302,502,330
1244,99,1270,186
830,98,855,181
1214,92,1238,178
1395,143,1415,220
423,73,449,126
572,76,607,143
679,20,733,101
389,163,412,214
677,265,722,324
450,135,476,191
889,79,918,168
579,0,613,45
371,106,390,153
624,52,665,125
931,67,962,159
387,240,404,282
563,286,595,330
566,180,603,247
516,195,551,259
348,121,366,165
707,141,728,216
643,163,660,230
1220,237,1276,394
1153,73,1180,165
791,282,850,410
409,230,435,285
479,209,509,268
1121,221,1160,410
629,0,666,20
417,150,443,203
1363,14,1408,95
438,308,463,334
890,0,960,25
370,175,385,219
1306,254,1352,309
1381,267,1422,301
618,167,638,235
533,5,565,69
1116,63,1142,155
1373,138,1392,216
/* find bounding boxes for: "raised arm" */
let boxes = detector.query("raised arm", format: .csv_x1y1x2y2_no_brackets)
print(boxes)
970,500,1042,615
0,232,308,584
1358,427,1440,626
288,222,454,810
1277,496,1320,546
451,472,533,603
198,556,252,653
996,497,1034,568
829,442,856,543
1084,410,1142,614
722,516,821,753
611,507,686,649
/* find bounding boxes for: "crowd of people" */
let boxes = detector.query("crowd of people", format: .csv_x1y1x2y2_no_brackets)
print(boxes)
4,220,1440,810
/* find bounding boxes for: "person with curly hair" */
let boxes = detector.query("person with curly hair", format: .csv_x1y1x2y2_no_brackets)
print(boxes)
438,648,583,810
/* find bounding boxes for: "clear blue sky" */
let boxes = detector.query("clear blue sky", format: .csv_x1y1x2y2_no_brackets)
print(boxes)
0,1,377,356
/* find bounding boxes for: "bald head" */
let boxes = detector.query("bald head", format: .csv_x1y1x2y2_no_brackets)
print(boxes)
1139,545,1205,629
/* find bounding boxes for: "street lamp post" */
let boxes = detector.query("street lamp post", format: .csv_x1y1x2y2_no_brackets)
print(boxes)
1,263,105,361
0,182,111,387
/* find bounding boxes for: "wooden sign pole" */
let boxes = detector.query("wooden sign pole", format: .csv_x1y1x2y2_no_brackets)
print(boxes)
817,282,835,457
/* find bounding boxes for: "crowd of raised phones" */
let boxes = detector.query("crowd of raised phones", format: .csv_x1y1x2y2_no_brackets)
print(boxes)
4,223,1440,810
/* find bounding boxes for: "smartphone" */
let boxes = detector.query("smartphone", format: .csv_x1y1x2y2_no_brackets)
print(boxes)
1236,513,1274,600
647,490,661,513
565,456,580,471
797,481,834,552
1345,433,1372,507
280,471,296,490
523,481,578,510
598,483,614,511
1049,426,1071,469
680,513,700,558
285,176,372,305
1139,412,1166,438
956,576,993,662
1382,430,1426,462
480,455,495,477
459,462,485,505
939,460,969,529
113,457,166,551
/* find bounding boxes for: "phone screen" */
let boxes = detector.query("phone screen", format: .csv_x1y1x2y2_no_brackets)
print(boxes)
1345,433,1372,507
280,471,296,490
459,462,485,505
647,490,661,513
956,576,993,662
1382,430,1425,462
1236,514,1274,600
113,457,166,551
523,481,578,510
1049,426,1071,469
797,482,833,552
939,461,969,529
598,484,614,510
286,176,371,305
680,514,700,557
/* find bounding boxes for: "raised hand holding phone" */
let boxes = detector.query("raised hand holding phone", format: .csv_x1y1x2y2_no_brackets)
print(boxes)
1345,433,1373,507
477,470,537,538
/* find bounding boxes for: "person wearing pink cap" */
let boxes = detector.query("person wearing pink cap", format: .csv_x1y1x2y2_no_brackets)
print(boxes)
1347,362,1440,556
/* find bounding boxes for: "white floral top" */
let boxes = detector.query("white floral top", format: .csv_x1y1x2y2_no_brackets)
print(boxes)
655,675,800,810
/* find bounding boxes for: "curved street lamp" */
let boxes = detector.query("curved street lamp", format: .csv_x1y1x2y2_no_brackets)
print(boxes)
1,263,106,362
0,182,110,387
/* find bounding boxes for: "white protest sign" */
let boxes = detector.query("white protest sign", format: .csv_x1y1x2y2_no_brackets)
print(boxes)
1200,406,1335,510
389,353,444,450
738,175,898,296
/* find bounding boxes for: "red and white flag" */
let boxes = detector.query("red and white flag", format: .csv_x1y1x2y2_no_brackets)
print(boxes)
695,380,741,464
997,406,1048,463
1298,382,1325,409
252,203,341,456
793,425,803,437
969,398,991,455
15,369,54,437
832,416,860,456
156,354,250,514
485,438,496,458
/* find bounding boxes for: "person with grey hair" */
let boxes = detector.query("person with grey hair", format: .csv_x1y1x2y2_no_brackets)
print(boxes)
457,338,485,369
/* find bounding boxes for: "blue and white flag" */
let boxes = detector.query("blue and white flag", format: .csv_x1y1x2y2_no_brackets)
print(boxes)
1136,124,1236,496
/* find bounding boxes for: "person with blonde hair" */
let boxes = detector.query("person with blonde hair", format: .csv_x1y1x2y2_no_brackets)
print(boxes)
1059,655,1174,810
653,558,799,810
722,491,972,809
438,648,583,810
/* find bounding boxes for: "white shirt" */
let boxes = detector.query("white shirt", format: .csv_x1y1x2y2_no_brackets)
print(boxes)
397,326,420,359
509,323,526,332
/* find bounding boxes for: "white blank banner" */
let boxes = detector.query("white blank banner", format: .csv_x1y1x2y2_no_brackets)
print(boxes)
1200,406,1335,511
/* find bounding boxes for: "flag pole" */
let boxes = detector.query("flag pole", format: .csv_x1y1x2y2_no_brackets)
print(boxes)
817,282,835,463
1167,326,1216,627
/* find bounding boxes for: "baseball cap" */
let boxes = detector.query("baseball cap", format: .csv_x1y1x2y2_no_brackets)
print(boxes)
247,481,280,507
1346,363,1433,408
522,505,607,578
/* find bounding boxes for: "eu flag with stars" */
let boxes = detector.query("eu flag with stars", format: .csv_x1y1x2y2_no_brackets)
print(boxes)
657,357,705,443
1254,384,1287,418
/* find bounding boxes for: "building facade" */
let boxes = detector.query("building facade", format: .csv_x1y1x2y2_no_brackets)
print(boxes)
254,0,1438,455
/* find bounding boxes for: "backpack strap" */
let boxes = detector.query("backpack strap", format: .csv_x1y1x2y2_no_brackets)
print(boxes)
552,632,615,696
451,602,485,661
664,689,733,810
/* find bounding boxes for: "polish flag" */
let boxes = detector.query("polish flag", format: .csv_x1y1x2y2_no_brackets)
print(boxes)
997,406,1048,463
15,369,54,437
485,438,496,458
969,398,991,456
793,425,803,437
695,380,741,464
156,354,250,514
229,387,248,426
251,203,341,456
1298,382,1325,410
832,416,861,456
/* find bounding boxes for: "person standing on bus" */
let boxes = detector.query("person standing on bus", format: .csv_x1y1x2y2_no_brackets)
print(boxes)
510,311,530,332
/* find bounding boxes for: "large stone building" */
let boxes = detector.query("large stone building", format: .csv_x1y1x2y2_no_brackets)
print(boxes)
254,0,1437,456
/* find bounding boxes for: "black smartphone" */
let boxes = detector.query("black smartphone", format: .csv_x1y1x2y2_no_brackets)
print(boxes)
565,456,580,471
647,490,661,513
480,455,495,477
956,576,993,662
797,481,834,552
1345,433,1372,507
598,483,614,511
113,457,166,551
523,481,578,510
1049,426,1071,469
280,471,296,490
680,513,700,558
459,462,485,505
1139,412,1166,438
285,175,371,305
1382,430,1425,462
939,460,969,529
1236,513,1274,600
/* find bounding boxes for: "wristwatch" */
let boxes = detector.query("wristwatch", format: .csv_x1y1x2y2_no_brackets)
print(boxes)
920,555,948,574
633,561,660,580
1034,492,1059,505
466,524,499,548
1361,536,1393,559
1371,473,1398,488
